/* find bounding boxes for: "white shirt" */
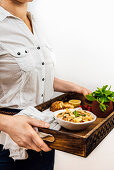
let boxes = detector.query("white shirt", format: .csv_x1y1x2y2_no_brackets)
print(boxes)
0,6,56,109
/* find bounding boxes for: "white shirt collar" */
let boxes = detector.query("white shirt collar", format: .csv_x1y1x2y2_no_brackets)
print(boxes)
0,6,34,22
0,6,14,21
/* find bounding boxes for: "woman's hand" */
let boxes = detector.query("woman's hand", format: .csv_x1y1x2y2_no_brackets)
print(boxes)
80,87,92,96
1,115,51,152
70,85,92,96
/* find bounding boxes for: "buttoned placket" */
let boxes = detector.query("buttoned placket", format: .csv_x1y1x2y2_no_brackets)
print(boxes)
34,50,45,104
32,26,46,104
15,14,46,104
31,17,46,104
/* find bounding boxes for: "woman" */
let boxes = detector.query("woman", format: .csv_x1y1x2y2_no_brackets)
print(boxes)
0,0,91,170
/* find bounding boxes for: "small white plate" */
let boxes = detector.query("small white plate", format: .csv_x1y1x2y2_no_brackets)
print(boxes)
54,109,97,131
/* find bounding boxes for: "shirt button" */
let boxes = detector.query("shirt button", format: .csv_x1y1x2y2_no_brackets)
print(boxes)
17,52,21,55
41,94,43,97
42,78,45,81
42,62,45,65
37,46,40,50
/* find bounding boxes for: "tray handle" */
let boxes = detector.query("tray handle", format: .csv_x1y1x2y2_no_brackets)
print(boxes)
38,127,55,143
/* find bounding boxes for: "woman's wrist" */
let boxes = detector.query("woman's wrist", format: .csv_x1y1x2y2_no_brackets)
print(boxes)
70,83,83,93
0,114,12,133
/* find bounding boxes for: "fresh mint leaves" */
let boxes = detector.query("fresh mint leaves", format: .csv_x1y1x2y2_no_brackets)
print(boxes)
73,110,81,117
86,85,114,112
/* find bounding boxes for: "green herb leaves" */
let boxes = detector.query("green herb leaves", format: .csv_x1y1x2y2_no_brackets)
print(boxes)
86,85,114,112
86,93,96,101
73,110,81,117
73,110,86,117
107,97,114,102
99,103,108,112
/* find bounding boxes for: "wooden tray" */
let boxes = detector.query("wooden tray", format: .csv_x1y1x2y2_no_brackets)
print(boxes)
0,92,114,157
36,92,114,157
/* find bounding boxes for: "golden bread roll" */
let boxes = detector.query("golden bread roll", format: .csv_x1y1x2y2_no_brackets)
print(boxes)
50,101,64,112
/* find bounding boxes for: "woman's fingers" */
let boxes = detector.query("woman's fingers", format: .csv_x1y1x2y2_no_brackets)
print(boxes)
17,127,48,152
82,88,92,96
31,130,51,152
87,89,92,94
28,137,42,152
28,117,50,128
22,143,41,152
22,125,51,152
27,143,41,152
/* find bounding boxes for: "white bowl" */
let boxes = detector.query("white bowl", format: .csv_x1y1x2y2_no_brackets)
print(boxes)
54,109,97,131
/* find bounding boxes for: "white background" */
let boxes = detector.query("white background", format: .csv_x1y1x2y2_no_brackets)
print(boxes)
29,1,114,170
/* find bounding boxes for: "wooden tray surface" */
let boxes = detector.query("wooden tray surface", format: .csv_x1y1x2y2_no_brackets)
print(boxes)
0,92,114,157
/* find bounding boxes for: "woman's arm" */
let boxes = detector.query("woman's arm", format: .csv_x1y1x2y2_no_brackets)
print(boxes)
53,77,92,96
0,114,51,152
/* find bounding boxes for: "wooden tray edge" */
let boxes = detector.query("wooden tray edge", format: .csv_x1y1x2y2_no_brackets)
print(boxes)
85,112,114,157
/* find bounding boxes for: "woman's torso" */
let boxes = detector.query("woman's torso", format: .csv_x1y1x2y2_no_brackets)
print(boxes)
0,6,56,109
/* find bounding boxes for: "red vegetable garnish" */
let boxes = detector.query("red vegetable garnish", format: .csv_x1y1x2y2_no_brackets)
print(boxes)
84,105,88,109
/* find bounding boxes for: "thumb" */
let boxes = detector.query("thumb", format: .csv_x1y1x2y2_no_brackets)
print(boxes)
28,117,50,128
